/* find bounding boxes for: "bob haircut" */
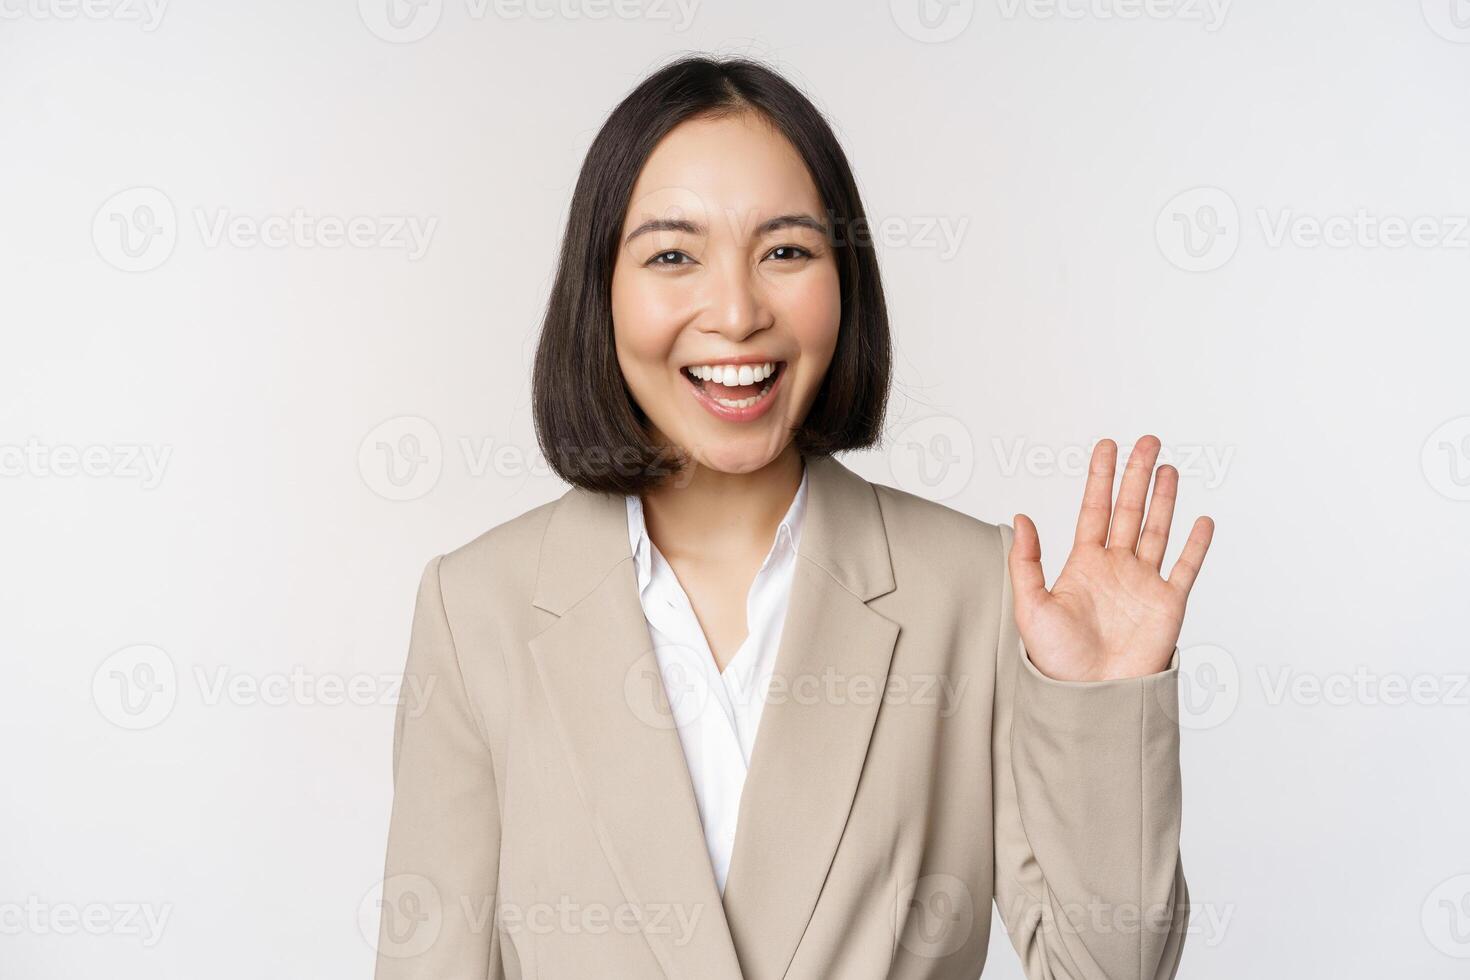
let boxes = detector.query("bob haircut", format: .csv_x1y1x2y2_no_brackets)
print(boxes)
531,55,892,495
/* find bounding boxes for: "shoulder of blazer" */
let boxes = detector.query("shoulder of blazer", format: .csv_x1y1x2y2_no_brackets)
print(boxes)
433,493,565,617
869,479,1008,572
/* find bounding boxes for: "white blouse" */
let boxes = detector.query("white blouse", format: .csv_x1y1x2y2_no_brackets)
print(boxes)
624,466,809,894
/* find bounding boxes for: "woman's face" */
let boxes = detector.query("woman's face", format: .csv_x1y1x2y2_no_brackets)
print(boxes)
610,110,841,477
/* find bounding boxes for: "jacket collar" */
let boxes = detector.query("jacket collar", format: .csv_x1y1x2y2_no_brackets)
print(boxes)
526,452,899,980
532,452,894,616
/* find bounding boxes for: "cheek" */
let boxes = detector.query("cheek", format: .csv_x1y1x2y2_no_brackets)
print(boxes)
775,265,842,360
610,268,685,372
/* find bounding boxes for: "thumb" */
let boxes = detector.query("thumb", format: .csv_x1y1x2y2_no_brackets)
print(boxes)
1009,513,1049,613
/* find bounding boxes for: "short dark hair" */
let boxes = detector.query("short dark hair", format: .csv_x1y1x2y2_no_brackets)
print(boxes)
531,54,892,495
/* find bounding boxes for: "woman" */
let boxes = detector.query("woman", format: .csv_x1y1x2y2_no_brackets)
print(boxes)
373,56,1213,980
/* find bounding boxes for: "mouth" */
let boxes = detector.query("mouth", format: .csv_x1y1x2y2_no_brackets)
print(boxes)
680,360,786,422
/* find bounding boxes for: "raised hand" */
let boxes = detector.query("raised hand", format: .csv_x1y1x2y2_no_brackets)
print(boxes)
1008,435,1214,683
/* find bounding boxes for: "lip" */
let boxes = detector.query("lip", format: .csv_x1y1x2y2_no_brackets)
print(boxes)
683,359,786,423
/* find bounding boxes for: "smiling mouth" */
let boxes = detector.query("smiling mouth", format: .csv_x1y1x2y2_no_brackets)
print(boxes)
680,361,785,409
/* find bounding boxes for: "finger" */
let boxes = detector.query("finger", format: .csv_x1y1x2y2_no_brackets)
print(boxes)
1166,515,1215,594
1136,464,1179,570
1107,434,1162,553
1009,514,1050,611
1072,439,1117,549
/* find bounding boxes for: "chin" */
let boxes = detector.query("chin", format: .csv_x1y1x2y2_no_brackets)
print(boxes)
683,438,784,477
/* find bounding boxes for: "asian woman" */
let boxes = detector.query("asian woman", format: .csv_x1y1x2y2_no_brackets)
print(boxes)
373,54,1214,980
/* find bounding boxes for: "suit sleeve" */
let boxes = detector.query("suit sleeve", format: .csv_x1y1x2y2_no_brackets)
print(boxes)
990,523,1189,979
374,555,506,980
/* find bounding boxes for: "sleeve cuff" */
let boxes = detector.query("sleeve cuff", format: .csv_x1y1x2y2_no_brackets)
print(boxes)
1015,645,1182,741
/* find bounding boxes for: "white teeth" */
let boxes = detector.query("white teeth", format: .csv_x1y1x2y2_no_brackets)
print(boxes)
687,362,777,387
710,375,777,409
713,393,763,408
683,361,782,411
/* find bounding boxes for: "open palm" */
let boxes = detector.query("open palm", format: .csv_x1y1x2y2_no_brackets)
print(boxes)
1009,435,1215,682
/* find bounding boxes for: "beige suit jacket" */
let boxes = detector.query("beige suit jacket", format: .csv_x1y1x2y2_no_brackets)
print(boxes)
373,452,1188,980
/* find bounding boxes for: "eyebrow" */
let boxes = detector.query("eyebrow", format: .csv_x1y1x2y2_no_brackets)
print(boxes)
623,212,831,244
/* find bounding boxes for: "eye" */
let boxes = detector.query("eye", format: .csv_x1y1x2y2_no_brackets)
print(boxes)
646,250,695,267
765,245,814,262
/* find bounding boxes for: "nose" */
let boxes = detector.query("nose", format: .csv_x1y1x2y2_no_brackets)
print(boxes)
698,257,775,342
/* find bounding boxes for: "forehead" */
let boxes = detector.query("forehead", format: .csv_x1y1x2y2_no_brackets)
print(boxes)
622,112,824,235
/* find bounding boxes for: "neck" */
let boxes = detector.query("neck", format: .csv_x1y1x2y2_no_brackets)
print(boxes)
639,445,805,562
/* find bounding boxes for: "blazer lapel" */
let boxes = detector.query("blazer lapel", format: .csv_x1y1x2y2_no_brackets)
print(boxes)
528,486,745,980
527,453,899,980
719,453,900,980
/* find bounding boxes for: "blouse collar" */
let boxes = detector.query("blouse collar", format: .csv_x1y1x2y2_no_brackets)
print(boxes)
625,462,810,592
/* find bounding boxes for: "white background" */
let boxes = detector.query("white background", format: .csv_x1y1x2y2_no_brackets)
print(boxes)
3,0,1468,976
